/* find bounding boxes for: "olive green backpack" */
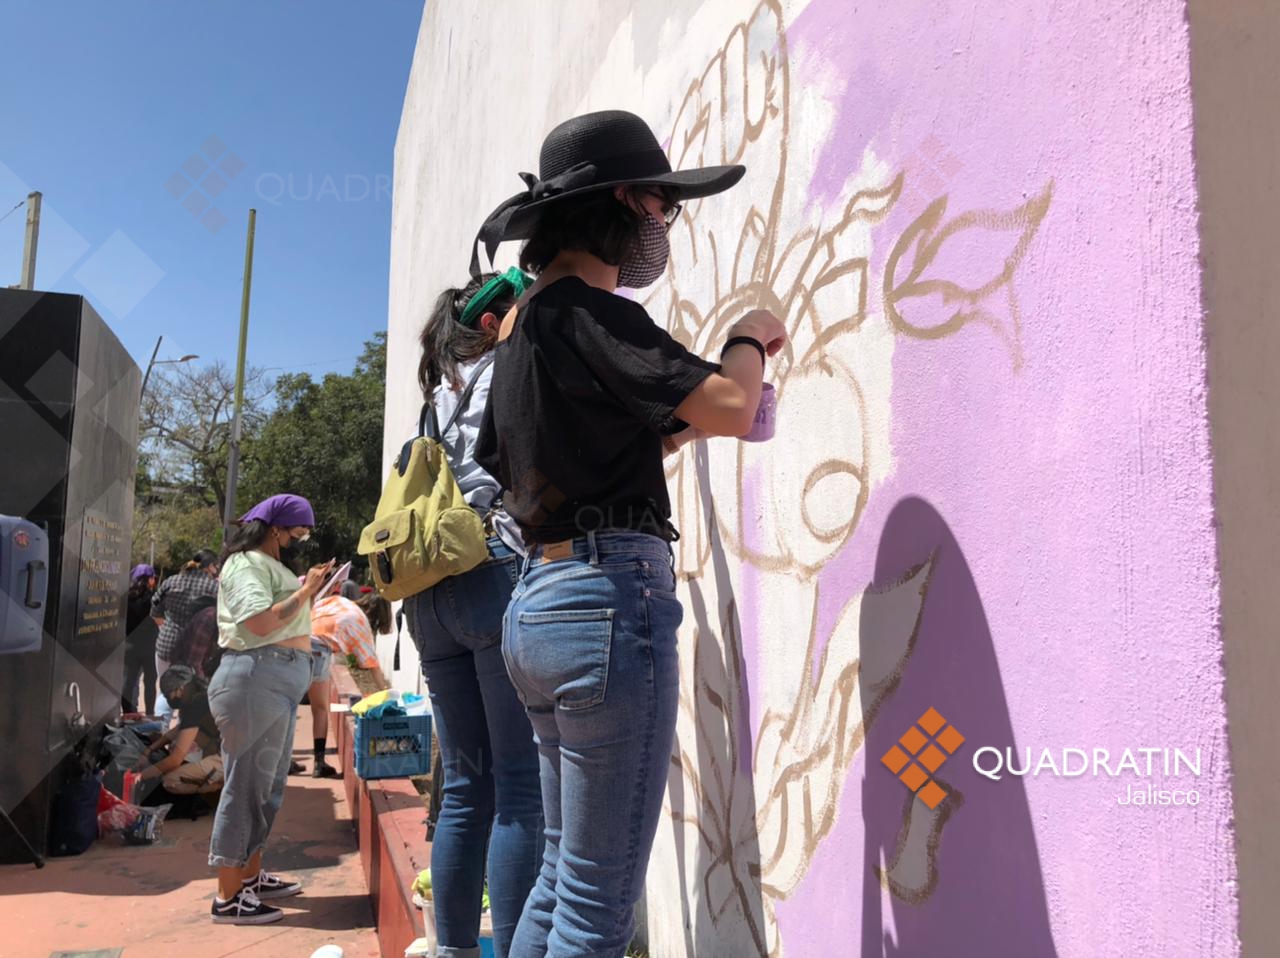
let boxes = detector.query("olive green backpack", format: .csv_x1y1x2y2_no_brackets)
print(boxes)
358,357,493,600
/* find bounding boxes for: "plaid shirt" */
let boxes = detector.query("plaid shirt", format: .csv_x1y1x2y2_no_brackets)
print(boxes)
152,569,219,661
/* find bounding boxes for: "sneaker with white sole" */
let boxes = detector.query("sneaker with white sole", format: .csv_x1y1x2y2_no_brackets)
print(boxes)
211,888,283,925
243,869,302,900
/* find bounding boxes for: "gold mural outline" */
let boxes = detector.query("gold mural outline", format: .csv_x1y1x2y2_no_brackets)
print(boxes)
883,184,1055,370
646,1,1054,954
749,559,937,901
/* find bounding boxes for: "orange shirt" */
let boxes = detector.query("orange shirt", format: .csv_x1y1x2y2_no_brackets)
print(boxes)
311,595,378,669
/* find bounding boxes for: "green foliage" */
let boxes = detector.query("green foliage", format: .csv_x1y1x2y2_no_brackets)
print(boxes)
132,496,224,574
239,332,386,573
130,336,386,574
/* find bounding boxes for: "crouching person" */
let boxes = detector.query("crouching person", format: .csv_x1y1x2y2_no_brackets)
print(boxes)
136,665,224,800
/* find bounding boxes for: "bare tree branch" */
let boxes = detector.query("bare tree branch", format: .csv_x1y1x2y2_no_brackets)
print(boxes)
138,361,272,516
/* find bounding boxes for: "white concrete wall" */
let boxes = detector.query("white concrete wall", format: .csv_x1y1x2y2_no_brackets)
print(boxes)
382,1,638,690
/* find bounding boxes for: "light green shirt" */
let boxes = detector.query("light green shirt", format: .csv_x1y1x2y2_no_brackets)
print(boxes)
217,550,312,651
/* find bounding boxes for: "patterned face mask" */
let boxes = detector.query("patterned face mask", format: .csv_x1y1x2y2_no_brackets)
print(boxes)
617,214,671,289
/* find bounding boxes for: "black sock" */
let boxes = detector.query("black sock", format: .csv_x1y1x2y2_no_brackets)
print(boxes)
314,738,327,761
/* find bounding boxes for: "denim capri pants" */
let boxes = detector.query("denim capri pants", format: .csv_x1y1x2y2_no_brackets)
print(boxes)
206,644,312,868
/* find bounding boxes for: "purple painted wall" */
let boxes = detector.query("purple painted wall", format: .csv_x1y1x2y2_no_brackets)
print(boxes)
787,1,1229,954
640,0,1236,955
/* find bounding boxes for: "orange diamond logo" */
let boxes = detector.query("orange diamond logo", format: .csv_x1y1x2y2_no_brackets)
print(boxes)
881,745,910,774
881,707,963,808
918,707,946,736
918,780,948,810
899,763,929,792
937,725,965,754
918,744,947,773
899,726,927,754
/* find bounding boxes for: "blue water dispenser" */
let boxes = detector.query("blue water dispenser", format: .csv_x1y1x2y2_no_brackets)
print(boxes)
0,516,49,655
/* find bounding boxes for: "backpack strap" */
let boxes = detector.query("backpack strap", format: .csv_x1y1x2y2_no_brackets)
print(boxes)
442,353,495,438
400,355,496,477
418,401,442,442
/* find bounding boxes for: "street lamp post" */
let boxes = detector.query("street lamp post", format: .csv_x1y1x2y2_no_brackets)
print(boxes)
138,340,197,572
140,334,199,401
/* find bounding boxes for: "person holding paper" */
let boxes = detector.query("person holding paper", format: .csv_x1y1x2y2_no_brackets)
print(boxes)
206,493,333,925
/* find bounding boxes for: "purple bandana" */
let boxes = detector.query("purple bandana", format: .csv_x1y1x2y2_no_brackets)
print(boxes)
238,493,315,528
130,564,156,581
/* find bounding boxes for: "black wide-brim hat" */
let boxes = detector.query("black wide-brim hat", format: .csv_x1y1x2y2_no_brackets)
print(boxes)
470,110,745,275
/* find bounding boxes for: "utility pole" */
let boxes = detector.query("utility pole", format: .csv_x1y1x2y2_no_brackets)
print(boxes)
19,191,41,290
223,208,256,539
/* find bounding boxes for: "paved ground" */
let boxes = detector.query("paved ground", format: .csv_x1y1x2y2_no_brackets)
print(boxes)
0,707,379,958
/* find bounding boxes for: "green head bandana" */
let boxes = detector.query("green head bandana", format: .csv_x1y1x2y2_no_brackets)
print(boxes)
458,267,534,328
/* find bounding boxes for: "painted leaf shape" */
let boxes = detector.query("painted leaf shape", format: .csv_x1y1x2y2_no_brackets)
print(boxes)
882,181,1053,357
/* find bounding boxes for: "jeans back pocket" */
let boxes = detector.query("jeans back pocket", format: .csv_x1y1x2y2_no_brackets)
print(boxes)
447,554,519,649
514,608,614,711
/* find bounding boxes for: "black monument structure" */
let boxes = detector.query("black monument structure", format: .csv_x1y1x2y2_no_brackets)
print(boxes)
0,289,139,863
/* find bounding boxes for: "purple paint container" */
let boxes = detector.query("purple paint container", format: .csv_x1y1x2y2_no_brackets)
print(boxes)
743,382,777,443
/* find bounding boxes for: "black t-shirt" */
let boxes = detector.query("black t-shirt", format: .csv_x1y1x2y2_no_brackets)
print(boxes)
475,277,718,544
177,691,221,756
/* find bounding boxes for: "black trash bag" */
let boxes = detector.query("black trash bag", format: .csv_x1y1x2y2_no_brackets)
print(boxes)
98,725,154,796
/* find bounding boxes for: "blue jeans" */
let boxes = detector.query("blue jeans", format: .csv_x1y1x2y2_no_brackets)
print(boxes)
206,645,312,869
503,531,682,958
408,538,543,958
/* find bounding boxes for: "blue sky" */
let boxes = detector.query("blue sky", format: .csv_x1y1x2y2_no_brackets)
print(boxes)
0,0,422,379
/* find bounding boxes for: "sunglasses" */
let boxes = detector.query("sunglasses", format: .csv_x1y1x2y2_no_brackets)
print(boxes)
641,189,683,229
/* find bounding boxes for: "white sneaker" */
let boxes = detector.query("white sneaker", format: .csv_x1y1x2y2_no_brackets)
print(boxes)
243,869,303,900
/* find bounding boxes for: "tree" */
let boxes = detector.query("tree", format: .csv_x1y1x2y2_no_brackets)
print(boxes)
139,361,272,520
239,333,386,573
131,496,223,574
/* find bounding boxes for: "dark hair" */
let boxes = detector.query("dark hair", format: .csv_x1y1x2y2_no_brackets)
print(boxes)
418,273,517,395
127,577,153,601
183,549,219,572
518,185,677,276
220,520,270,564
519,190,641,275
357,592,393,635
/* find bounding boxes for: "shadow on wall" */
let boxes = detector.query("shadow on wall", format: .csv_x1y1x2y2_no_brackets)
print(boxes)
859,497,1057,956
666,441,769,956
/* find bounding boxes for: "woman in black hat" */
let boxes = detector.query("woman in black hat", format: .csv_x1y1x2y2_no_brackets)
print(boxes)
473,109,786,958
